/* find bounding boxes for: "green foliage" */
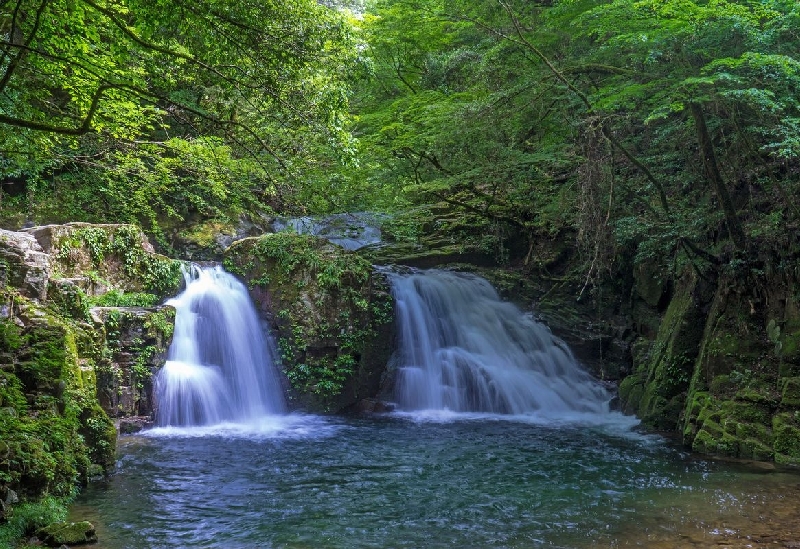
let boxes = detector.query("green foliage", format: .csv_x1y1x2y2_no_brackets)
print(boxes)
0,0,367,233
0,496,68,547
284,354,357,400
226,233,391,409
351,0,800,284
88,290,159,308
53,225,182,298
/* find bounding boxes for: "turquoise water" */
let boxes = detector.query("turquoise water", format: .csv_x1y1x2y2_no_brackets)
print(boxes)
70,413,800,548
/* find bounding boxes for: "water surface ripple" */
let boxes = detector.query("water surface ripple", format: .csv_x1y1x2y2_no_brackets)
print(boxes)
71,415,800,548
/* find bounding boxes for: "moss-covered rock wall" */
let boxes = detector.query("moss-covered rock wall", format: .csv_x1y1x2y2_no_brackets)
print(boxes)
619,270,716,430
92,306,174,420
0,223,178,538
0,291,116,500
618,253,800,464
225,233,394,413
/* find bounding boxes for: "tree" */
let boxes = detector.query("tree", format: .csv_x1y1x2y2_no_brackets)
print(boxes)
354,0,800,275
0,0,358,228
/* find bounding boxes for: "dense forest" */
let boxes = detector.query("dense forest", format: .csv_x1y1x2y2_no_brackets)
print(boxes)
2,0,797,263
2,0,800,545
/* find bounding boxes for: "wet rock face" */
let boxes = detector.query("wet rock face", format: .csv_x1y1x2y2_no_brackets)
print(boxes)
224,233,395,413
0,228,52,300
91,306,174,418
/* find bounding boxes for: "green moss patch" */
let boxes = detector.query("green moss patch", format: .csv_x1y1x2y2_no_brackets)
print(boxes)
225,233,393,412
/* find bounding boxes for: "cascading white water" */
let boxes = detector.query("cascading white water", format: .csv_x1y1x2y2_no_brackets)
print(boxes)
389,269,611,415
154,266,286,426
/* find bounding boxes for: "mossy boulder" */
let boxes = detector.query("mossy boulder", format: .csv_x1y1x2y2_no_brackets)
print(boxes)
224,233,394,412
36,520,97,546
23,223,182,300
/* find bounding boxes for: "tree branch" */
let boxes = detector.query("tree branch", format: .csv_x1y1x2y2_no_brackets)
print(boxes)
0,84,113,135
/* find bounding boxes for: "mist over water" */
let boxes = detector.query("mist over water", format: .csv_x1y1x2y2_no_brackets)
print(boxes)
154,266,286,427
389,270,611,416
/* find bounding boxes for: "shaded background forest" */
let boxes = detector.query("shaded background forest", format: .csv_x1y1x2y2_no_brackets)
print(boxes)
2,0,798,279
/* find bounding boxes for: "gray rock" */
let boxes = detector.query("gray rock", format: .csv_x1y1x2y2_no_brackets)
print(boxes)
0,228,52,300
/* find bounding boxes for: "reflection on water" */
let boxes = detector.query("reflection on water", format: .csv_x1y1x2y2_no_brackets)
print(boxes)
70,415,800,549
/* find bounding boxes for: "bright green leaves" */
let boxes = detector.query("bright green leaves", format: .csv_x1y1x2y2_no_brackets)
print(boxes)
0,0,363,226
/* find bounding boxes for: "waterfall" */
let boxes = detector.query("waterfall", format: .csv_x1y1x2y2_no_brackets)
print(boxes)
154,266,286,426
389,269,611,415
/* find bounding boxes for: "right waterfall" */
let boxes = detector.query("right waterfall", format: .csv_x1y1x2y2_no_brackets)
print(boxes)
388,269,612,415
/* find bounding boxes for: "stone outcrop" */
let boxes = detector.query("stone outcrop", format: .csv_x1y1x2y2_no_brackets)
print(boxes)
0,223,177,527
91,306,174,419
0,228,52,300
23,222,182,299
620,256,800,464
225,232,394,413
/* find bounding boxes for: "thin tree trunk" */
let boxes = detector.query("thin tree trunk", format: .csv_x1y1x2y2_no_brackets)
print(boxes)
689,102,745,249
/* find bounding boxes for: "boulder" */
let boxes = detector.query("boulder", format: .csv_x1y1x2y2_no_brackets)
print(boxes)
0,228,51,300
36,521,97,546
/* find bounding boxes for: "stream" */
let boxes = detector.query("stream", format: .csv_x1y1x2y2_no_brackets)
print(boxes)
71,414,800,548
70,266,800,548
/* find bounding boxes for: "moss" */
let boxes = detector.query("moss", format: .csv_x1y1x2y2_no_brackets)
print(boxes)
691,427,739,457
733,421,772,445
773,413,800,458
618,372,645,415
779,316,800,361
718,400,771,425
626,272,710,428
735,385,778,406
78,401,117,470
738,439,774,461
685,390,711,419
780,377,800,408
225,233,393,412
709,374,735,396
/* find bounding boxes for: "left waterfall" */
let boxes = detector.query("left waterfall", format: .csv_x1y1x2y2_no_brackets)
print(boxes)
154,265,286,426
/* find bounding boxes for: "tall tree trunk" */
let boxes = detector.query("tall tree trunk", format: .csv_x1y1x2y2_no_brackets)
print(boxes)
689,102,745,250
